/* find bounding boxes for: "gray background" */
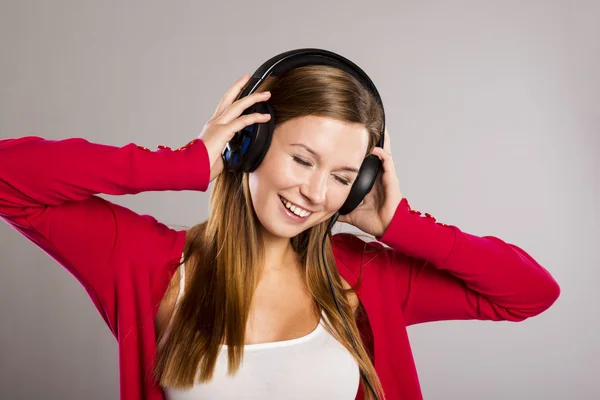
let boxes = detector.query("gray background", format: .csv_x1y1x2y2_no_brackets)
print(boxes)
0,1,598,399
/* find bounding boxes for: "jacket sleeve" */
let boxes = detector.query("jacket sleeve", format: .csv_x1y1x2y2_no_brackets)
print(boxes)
0,136,211,337
374,198,560,326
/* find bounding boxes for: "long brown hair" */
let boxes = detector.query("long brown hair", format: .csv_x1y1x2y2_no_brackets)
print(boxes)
154,65,387,399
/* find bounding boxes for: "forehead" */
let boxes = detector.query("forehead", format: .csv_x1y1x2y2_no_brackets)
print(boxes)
274,115,370,162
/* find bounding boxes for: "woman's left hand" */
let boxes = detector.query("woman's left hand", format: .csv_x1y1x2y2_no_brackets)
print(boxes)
337,127,403,237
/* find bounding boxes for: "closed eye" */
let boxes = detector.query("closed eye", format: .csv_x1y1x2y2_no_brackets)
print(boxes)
292,156,351,186
292,156,311,167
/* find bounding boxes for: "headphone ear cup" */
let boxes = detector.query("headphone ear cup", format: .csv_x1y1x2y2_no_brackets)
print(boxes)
338,154,382,215
243,101,275,172
222,101,275,173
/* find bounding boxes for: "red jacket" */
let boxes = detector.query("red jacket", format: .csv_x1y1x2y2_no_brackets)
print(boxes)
0,136,560,399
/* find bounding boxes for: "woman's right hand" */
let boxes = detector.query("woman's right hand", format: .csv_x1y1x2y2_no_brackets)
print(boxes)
198,74,272,183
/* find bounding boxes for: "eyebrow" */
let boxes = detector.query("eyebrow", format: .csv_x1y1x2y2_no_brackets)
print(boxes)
290,143,360,173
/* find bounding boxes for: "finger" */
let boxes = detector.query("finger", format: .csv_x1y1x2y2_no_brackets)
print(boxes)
226,112,272,133
371,147,397,186
212,74,252,119
371,147,402,204
217,91,271,124
372,147,395,175
383,127,391,153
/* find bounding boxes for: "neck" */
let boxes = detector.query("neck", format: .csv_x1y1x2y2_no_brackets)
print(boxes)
259,227,300,274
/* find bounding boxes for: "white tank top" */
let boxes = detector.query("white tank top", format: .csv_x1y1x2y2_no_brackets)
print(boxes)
163,258,360,400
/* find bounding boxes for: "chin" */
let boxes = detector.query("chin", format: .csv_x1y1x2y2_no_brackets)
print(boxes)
256,213,310,239
261,222,299,239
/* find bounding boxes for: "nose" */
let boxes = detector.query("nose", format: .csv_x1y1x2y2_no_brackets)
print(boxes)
299,170,328,206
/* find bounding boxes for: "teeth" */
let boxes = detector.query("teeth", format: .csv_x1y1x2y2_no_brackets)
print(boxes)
280,196,311,218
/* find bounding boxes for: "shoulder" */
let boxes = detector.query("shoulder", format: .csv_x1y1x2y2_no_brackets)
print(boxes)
332,232,383,252
331,232,390,277
118,210,186,267
117,212,187,317
331,232,387,254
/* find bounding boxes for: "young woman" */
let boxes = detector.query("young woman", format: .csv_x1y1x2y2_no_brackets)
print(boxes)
0,64,560,400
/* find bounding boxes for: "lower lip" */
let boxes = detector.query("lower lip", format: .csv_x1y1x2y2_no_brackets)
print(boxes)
278,196,310,223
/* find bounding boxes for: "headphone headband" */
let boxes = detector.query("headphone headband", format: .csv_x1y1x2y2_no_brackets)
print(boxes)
238,48,385,141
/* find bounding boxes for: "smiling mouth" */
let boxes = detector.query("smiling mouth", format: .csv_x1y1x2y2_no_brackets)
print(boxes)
279,195,313,218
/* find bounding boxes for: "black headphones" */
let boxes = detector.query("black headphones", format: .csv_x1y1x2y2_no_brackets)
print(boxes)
221,48,386,216
221,48,385,399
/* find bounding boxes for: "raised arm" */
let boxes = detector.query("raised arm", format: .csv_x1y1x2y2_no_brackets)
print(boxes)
0,136,211,337
0,136,210,209
375,198,560,325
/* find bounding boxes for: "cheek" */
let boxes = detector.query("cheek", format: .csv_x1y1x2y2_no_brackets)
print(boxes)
248,157,299,201
261,156,304,186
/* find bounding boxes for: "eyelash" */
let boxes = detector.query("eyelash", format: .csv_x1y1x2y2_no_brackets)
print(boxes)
292,156,351,186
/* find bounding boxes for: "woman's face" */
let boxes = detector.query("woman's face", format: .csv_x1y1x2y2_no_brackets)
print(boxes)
248,115,370,239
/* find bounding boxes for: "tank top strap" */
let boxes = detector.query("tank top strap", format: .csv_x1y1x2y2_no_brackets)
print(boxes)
176,253,186,306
